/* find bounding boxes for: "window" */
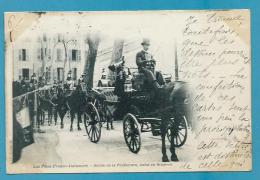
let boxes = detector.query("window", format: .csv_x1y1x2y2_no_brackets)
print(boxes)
22,49,27,61
22,68,29,80
37,48,41,60
71,49,81,61
57,49,62,61
48,49,51,60
19,49,27,61
57,68,64,81
72,50,77,61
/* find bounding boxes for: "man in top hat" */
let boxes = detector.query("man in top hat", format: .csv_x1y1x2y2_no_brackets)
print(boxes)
136,38,165,89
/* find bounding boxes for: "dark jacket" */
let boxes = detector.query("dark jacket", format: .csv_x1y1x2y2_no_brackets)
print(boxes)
136,50,156,69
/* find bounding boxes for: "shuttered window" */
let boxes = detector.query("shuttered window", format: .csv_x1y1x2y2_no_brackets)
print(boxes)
71,49,81,61
18,49,27,61
22,68,29,80
72,49,77,61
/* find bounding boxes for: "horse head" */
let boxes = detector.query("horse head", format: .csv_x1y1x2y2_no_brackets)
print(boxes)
168,81,192,126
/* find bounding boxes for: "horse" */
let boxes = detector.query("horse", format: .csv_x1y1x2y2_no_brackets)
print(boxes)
140,69,191,162
53,85,69,129
66,84,87,131
37,89,55,126
158,81,190,162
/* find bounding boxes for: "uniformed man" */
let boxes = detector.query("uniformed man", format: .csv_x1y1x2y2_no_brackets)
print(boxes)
30,73,38,89
38,76,45,88
66,70,74,91
78,73,87,92
136,38,165,89
101,68,106,79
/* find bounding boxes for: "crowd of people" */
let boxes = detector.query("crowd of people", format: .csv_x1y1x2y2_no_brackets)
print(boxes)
12,70,87,133
13,71,87,98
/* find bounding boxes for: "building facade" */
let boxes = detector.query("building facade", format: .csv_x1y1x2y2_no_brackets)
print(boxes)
13,33,87,84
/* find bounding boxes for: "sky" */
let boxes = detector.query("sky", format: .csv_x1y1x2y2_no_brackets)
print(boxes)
13,11,186,79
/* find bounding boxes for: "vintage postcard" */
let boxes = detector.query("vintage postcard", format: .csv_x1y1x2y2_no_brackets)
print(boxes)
5,10,251,173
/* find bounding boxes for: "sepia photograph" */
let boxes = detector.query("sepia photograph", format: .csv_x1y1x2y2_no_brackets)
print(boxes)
5,10,251,173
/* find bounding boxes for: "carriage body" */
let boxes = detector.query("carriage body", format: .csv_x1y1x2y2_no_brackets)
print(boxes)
84,67,191,153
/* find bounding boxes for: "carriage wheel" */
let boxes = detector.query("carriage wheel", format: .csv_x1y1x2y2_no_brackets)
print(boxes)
167,115,188,147
84,102,102,143
123,113,141,153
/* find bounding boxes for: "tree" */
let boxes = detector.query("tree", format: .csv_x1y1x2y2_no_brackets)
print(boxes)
83,33,101,89
108,39,124,81
50,34,76,82
38,33,50,84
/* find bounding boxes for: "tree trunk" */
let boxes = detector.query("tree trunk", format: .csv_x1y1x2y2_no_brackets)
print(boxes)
83,34,100,89
174,44,179,81
108,39,124,81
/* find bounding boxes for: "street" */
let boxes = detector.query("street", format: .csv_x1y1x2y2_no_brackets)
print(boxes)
14,115,197,166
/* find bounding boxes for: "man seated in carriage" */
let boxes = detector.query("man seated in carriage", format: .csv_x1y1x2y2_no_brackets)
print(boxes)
136,38,166,91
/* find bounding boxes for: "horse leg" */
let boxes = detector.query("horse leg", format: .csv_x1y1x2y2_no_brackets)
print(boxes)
36,108,41,129
41,111,44,125
39,110,43,125
48,109,51,126
54,108,57,125
42,111,45,125
170,127,178,161
106,119,110,130
70,111,75,131
109,115,114,130
59,110,64,129
161,119,169,162
111,120,114,130
49,108,53,125
77,112,82,131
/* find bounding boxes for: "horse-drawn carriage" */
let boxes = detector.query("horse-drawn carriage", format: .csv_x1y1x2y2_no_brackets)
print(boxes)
83,58,191,161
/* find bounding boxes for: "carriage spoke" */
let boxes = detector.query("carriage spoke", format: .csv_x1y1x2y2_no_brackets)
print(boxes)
178,131,185,138
93,126,97,142
94,128,99,140
125,131,131,139
178,126,185,130
177,134,182,144
175,135,179,145
91,126,95,141
129,138,133,148
133,139,137,151
131,138,135,151
87,127,90,135
94,128,99,142
87,126,92,136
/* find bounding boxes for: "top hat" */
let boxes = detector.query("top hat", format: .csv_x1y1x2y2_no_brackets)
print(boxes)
141,38,150,46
